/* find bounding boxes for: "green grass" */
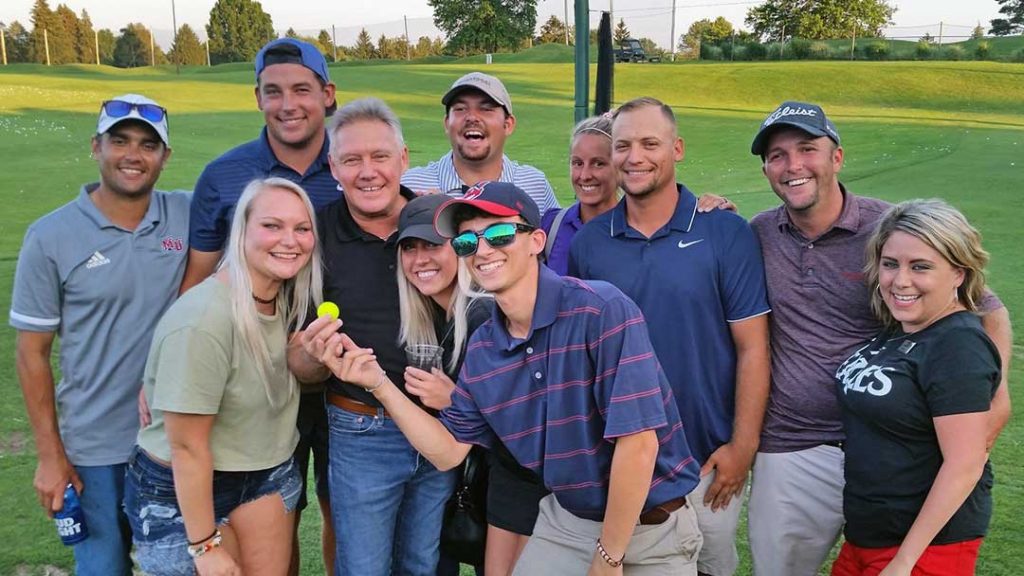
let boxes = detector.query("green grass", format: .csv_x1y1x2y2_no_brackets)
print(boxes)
1,59,1022,575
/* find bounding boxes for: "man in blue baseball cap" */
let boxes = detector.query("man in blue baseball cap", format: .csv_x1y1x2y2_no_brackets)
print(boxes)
180,37,339,576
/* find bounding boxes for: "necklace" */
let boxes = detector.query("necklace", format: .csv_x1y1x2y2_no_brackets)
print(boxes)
252,292,278,305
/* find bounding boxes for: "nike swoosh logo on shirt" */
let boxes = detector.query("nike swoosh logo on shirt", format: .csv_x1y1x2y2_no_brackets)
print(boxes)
677,239,704,249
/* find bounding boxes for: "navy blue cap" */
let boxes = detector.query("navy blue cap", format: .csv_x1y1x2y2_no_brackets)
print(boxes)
434,181,541,238
398,194,449,245
751,101,841,156
255,38,335,114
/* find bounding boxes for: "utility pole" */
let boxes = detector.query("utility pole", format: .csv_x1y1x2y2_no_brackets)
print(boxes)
404,16,411,60
171,0,180,73
731,31,736,61
1,25,7,66
669,0,677,61
94,29,99,64
938,21,944,45
851,20,856,60
609,0,614,41
779,23,785,60
205,41,210,66
564,0,570,45
44,28,51,65
331,25,337,62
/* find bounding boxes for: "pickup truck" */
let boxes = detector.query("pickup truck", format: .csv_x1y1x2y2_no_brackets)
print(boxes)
614,38,661,63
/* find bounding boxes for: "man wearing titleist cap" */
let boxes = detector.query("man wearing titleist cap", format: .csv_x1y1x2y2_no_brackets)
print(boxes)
180,37,339,575
570,97,771,576
402,71,559,213
11,95,187,575
746,100,1012,576
316,179,704,574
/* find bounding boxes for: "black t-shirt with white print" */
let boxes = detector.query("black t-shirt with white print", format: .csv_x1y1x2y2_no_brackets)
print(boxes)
834,311,1000,548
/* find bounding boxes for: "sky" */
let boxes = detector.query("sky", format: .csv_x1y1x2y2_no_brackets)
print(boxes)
0,0,1006,50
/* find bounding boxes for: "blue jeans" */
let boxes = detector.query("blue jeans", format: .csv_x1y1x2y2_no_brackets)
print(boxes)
73,463,133,576
328,404,457,576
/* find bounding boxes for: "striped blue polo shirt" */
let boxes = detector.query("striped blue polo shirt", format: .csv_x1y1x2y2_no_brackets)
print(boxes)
401,150,560,213
440,265,700,521
190,127,339,251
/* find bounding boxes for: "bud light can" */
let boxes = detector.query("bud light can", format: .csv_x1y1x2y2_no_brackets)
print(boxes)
54,483,89,545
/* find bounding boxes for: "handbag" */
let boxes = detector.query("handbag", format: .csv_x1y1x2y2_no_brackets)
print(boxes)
440,445,489,566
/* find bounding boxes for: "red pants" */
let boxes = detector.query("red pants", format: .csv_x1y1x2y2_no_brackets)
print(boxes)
831,539,982,576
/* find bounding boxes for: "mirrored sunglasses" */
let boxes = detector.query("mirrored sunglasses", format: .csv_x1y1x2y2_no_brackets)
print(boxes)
101,100,167,124
451,222,535,257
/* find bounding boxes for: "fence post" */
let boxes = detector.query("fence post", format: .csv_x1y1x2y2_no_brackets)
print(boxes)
1,27,7,66
44,28,51,65
331,25,337,62
205,41,210,66
94,28,99,64
938,21,944,45
149,28,155,66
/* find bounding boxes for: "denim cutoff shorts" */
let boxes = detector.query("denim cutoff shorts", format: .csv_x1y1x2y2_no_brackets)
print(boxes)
123,446,302,576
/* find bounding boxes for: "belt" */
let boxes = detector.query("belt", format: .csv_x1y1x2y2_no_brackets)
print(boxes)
638,496,687,525
327,393,388,418
822,440,845,451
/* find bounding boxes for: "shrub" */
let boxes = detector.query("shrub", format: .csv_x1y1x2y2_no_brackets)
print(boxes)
743,41,768,60
863,40,889,61
1015,48,1024,63
915,40,934,60
701,44,724,61
944,45,965,61
764,41,784,59
788,38,812,59
809,42,831,60
974,40,991,60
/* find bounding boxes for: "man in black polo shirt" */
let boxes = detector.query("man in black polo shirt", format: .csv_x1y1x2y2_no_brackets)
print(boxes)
289,97,457,575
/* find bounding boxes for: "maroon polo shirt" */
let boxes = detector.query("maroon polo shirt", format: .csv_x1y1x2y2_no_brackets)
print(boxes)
750,185,1001,453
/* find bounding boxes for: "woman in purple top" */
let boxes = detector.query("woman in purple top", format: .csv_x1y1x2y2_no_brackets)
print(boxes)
541,115,619,275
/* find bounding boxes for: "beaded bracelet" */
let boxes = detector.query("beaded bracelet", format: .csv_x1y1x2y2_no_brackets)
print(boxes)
187,529,223,559
596,538,624,568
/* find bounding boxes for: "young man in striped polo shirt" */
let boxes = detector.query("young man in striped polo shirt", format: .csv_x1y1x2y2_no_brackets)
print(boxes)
320,181,703,575
401,72,560,214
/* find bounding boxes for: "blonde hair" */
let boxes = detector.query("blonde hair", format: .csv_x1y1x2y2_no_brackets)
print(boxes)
571,114,613,144
219,177,324,407
865,199,988,328
396,253,477,374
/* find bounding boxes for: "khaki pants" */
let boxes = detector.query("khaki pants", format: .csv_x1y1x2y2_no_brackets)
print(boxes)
690,470,745,576
512,494,702,576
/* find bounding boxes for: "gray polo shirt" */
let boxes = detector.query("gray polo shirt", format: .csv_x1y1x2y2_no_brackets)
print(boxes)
10,183,189,466
750,186,1002,453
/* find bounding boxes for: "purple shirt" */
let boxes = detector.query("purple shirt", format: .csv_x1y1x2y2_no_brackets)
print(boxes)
440,266,700,520
541,204,584,275
751,186,1002,452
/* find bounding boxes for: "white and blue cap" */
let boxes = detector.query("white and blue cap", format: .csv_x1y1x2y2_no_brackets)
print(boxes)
751,100,840,156
96,93,170,147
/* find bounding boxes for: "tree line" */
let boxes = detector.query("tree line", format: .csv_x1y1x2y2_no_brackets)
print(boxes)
3,0,1020,67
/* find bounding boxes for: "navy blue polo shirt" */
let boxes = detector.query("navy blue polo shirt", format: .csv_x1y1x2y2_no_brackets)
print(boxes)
569,184,770,464
190,127,339,251
441,266,700,520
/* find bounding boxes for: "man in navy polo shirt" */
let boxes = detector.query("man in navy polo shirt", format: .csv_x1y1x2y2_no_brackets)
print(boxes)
317,180,704,574
745,101,1012,576
11,94,187,575
180,37,338,576
570,97,770,576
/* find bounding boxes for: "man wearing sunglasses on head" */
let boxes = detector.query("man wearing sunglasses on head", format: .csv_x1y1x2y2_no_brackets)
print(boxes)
11,94,187,575
178,38,340,575
314,180,705,574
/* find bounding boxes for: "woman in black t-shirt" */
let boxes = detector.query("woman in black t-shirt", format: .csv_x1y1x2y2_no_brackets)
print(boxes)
832,200,1001,576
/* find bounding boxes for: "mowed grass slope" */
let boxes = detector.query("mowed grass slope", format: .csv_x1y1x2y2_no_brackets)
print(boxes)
1,59,1022,575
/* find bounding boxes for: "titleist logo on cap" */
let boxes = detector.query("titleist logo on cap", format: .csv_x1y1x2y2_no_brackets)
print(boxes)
763,105,819,128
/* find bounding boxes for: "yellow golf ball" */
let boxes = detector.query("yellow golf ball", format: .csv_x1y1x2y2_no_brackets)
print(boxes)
317,301,340,320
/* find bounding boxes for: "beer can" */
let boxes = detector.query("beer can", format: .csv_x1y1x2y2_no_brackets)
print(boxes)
54,483,89,545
